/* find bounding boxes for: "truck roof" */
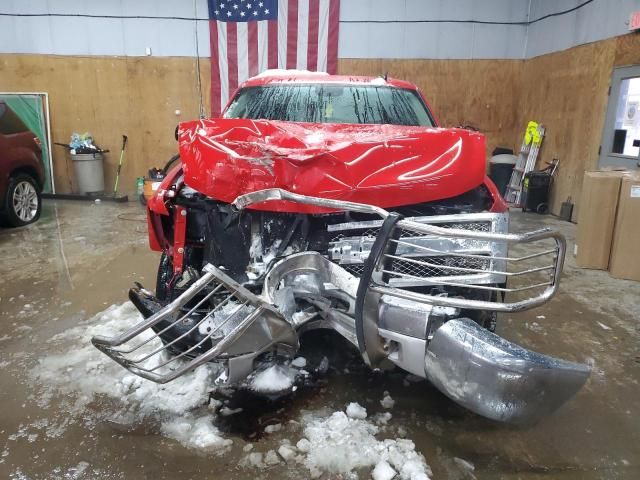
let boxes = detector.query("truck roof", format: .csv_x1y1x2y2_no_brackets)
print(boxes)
239,70,420,91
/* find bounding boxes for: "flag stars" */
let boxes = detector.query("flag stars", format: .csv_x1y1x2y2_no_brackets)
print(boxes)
240,11,245,16
220,3,225,8
253,10,258,15
226,10,232,16
258,1,263,6
264,8,269,14
233,4,238,9
247,3,252,8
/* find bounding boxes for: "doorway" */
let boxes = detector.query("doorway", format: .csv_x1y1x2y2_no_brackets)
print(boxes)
599,65,640,170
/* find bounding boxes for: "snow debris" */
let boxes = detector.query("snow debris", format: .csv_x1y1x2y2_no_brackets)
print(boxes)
264,449,281,465
299,409,431,479
374,412,393,425
264,423,283,434
296,438,311,452
250,365,295,393
243,443,254,452
372,460,397,480
160,416,232,451
278,444,297,461
536,315,546,319
241,451,264,468
370,77,388,86
291,356,307,368
346,402,368,419
596,321,612,331
381,391,396,409
29,303,223,450
219,406,243,416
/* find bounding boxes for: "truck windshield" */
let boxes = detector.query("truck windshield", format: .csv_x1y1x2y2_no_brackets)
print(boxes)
224,84,434,127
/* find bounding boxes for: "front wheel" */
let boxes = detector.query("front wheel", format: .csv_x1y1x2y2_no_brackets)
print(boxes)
1,174,42,227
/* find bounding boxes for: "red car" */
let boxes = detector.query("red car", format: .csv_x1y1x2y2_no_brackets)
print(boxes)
0,101,44,227
93,72,589,424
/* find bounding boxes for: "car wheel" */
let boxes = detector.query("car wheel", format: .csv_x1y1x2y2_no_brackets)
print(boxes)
1,174,42,227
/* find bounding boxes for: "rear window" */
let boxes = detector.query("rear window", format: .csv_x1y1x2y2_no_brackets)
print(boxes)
224,84,435,127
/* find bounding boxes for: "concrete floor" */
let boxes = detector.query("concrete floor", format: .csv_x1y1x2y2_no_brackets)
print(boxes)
0,200,639,479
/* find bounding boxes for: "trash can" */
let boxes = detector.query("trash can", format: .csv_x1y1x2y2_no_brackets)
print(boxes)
71,152,105,195
521,171,552,214
489,154,517,197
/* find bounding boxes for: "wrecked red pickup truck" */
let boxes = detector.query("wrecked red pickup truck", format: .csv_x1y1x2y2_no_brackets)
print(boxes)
93,72,589,424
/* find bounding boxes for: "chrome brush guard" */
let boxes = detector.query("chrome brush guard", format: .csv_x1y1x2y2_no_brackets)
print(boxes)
93,188,589,424
92,264,297,384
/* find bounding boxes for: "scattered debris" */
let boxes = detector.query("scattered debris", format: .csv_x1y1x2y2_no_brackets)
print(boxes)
381,391,395,409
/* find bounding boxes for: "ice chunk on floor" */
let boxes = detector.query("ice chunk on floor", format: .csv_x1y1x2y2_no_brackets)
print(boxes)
381,391,395,409
291,356,307,368
160,415,232,451
250,365,295,393
372,460,397,480
264,423,282,434
278,444,297,461
299,408,431,479
346,402,368,419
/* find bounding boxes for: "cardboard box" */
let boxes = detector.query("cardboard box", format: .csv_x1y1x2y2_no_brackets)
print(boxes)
609,173,640,281
575,171,626,269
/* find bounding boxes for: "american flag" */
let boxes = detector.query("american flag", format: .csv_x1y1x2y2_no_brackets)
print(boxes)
207,0,340,115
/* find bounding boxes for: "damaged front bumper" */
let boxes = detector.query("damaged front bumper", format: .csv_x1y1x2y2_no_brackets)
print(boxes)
93,188,590,424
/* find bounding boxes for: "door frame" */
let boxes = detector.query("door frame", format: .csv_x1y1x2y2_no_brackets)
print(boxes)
598,65,640,170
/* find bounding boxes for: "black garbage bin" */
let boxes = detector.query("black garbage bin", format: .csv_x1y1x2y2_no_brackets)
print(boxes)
521,171,552,213
489,154,517,197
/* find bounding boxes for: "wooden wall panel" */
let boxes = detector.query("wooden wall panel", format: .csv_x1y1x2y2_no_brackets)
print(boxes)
517,40,617,220
0,55,210,196
2,36,638,218
339,58,524,158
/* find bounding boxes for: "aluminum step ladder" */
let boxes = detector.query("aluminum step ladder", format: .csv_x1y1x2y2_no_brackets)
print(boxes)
505,122,545,205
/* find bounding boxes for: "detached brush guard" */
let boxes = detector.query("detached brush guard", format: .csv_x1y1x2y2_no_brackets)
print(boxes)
93,188,589,424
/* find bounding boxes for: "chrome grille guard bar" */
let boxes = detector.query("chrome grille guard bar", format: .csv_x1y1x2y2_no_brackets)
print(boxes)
233,188,566,313
92,264,298,384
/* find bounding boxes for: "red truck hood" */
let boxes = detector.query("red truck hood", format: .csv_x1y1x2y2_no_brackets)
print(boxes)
178,118,486,213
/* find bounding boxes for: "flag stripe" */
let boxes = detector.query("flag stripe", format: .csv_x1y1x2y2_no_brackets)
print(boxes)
296,0,309,70
226,22,238,104
317,0,329,72
257,20,269,72
217,21,229,113
268,19,278,69
286,0,298,69
327,0,339,74
307,0,320,71
248,21,259,78
277,0,288,69
237,22,249,85
209,20,222,115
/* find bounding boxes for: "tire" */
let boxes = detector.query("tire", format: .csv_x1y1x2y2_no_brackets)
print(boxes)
1,174,42,227
536,203,549,214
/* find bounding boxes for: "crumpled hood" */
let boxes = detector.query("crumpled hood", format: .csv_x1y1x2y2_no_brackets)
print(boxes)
178,118,486,213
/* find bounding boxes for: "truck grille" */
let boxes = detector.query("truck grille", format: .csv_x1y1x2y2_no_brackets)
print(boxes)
328,215,503,285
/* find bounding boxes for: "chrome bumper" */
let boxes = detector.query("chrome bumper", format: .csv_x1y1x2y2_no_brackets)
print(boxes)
424,318,590,424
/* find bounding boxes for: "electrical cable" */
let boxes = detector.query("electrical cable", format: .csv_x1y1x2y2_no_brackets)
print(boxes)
340,0,596,25
0,0,597,26
193,0,206,118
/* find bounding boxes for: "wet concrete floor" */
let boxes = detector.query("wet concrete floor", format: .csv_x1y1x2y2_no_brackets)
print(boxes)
0,200,639,479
